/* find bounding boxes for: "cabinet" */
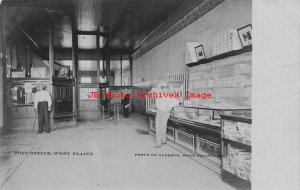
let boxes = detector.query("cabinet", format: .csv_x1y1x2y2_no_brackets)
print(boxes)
52,78,76,127
7,78,50,130
169,105,251,173
53,79,74,114
220,114,251,188
7,78,76,130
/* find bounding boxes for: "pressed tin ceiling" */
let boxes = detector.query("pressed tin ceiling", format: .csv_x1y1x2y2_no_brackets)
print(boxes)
2,0,204,52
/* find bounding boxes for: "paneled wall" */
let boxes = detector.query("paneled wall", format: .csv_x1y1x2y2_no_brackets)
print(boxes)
189,52,252,107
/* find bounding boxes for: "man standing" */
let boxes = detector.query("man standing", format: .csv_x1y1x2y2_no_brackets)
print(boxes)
34,83,52,134
154,82,179,148
122,90,130,118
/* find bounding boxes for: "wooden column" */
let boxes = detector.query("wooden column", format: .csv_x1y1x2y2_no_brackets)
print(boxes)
96,31,101,83
106,36,110,86
71,16,78,125
120,54,122,87
49,14,55,129
0,6,4,128
96,29,101,118
129,55,133,86
101,40,105,79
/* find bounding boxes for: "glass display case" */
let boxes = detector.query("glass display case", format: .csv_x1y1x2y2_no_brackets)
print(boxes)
172,105,251,127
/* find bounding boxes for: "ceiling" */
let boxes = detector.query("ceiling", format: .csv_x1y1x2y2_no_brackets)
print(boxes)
1,0,203,54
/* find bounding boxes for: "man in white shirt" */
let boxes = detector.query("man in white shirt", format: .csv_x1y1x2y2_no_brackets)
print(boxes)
154,82,179,148
34,83,52,133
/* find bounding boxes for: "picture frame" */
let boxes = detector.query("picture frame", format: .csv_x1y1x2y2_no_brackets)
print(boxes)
194,44,206,61
57,65,70,78
237,24,252,47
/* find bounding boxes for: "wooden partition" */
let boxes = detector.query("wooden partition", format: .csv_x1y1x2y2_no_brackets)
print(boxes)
77,84,98,121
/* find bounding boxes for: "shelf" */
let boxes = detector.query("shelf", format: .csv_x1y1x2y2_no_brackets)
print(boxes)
178,105,251,111
221,114,252,185
8,78,50,83
8,104,34,107
187,45,252,67
56,101,73,103
78,83,99,87
222,167,251,184
52,78,74,85
52,77,73,81
222,137,251,148
8,116,36,119
109,86,133,89
169,117,221,134
220,114,252,124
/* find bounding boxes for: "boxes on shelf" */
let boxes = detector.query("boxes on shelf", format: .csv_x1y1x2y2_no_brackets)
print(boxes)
212,29,242,56
11,69,25,78
223,120,251,145
217,76,235,87
217,65,234,78
234,75,245,88
217,88,236,98
31,67,46,78
237,168,248,181
185,42,201,64
233,63,251,74
206,79,214,88
223,157,235,174
223,146,251,181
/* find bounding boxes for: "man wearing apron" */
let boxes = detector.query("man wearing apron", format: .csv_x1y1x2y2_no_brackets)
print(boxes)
154,82,179,148
34,83,52,134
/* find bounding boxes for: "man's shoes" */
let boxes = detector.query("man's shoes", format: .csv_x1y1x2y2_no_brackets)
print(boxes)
37,131,43,134
46,131,50,133
153,145,162,149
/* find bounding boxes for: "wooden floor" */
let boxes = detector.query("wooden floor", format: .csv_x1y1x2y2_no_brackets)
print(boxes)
0,115,236,190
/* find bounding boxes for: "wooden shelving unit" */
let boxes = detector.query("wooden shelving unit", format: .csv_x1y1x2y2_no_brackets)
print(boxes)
146,106,251,174
187,45,252,67
220,114,252,189
7,77,51,129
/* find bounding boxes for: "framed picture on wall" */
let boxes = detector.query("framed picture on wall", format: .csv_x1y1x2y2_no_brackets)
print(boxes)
194,44,206,61
57,65,70,78
237,24,252,47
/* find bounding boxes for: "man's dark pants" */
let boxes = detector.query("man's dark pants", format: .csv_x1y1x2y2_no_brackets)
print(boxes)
37,101,50,133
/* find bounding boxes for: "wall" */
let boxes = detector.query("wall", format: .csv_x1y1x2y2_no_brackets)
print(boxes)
31,52,50,76
5,44,49,77
131,0,252,115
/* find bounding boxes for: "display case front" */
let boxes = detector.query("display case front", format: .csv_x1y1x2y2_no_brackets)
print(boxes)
173,105,251,127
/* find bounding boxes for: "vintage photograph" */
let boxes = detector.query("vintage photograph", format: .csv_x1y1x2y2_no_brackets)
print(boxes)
194,44,206,61
0,0,298,190
237,24,252,47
